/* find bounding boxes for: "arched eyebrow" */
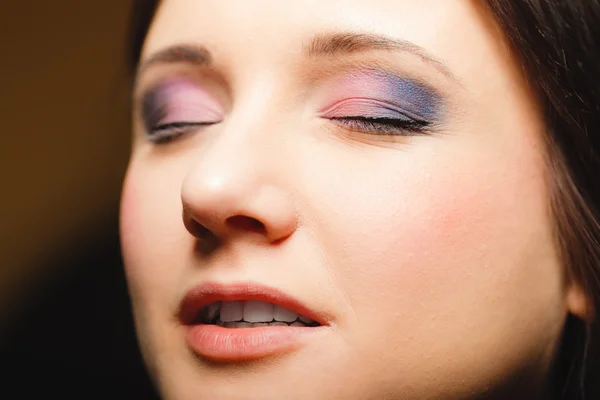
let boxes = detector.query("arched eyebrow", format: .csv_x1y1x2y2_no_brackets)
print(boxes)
305,32,457,81
137,45,212,75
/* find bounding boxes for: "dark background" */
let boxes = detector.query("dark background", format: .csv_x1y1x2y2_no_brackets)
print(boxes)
0,2,157,398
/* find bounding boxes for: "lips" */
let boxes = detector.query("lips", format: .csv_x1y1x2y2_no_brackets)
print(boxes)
179,282,328,362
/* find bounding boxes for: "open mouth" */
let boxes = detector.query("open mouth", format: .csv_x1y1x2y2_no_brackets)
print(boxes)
194,300,321,328
180,282,327,361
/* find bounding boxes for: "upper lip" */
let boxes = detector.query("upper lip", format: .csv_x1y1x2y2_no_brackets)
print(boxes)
178,281,329,326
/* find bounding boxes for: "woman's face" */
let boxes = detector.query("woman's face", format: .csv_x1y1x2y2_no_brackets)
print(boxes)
121,1,580,398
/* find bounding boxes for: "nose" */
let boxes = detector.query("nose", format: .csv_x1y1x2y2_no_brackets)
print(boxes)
181,134,298,247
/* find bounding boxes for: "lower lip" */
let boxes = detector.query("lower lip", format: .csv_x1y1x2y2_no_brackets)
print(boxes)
186,324,324,362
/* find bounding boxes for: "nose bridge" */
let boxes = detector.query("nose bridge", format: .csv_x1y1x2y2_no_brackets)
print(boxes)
180,96,297,242
182,122,267,212
184,82,285,184
183,71,291,202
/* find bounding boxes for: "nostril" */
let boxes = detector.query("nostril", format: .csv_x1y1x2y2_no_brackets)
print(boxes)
191,221,213,238
185,220,220,255
183,211,219,242
226,215,266,234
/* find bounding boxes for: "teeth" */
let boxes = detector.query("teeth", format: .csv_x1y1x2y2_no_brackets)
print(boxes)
243,301,275,323
273,305,298,322
206,300,319,326
205,302,221,322
220,301,244,322
219,322,282,328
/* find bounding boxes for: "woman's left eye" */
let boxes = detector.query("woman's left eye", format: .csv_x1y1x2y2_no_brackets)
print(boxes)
329,115,429,135
320,97,433,136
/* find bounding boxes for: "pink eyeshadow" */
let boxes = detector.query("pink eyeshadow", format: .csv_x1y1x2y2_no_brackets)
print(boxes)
143,78,223,128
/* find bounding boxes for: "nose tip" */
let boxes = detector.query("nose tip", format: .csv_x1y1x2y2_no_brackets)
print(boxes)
181,175,298,246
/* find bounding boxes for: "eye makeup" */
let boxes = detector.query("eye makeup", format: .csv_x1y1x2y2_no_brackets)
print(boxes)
141,78,223,142
319,69,443,134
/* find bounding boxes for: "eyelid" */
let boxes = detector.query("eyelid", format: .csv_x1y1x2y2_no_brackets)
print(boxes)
141,79,224,128
316,68,443,124
319,98,424,122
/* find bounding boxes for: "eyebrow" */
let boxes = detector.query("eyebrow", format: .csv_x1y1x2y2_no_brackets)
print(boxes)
305,32,455,80
137,45,212,74
137,32,456,82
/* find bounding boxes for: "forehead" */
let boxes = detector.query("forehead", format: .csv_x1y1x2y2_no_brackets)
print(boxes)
142,0,509,83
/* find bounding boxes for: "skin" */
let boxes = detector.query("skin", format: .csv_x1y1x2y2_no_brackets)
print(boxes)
120,0,588,398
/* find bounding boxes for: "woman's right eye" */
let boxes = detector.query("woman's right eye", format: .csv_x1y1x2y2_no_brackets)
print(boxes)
140,79,224,145
145,120,219,144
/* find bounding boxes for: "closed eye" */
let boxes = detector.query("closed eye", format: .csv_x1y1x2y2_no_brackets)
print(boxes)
329,116,429,135
146,121,218,144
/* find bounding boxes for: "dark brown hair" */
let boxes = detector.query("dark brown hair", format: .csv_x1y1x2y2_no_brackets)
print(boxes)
483,2,600,399
128,1,600,398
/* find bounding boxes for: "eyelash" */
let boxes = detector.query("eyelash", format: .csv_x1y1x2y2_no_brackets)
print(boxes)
330,116,429,135
145,121,215,144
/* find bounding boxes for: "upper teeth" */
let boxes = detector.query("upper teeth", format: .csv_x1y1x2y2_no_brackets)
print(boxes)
245,300,276,323
206,300,316,324
220,301,244,322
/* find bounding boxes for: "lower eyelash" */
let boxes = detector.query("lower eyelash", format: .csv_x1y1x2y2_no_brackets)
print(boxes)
331,117,429,135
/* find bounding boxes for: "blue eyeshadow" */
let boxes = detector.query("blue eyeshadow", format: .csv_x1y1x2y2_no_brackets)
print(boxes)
370,70,442,122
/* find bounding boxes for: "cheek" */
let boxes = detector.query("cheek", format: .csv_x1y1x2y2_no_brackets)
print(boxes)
120,169,141,271
120,163,188,297
120,167,154,300
306,138,558,326
338,170,498,302
303,138,564,390
120,167,154,273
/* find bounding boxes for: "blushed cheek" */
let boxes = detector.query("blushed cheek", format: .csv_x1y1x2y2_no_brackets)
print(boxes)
390,179,494,289
410,174,493,256
119,162,192,297
398,177,495,292
332,158,542,320
120,167,165,285
120,169,145,279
